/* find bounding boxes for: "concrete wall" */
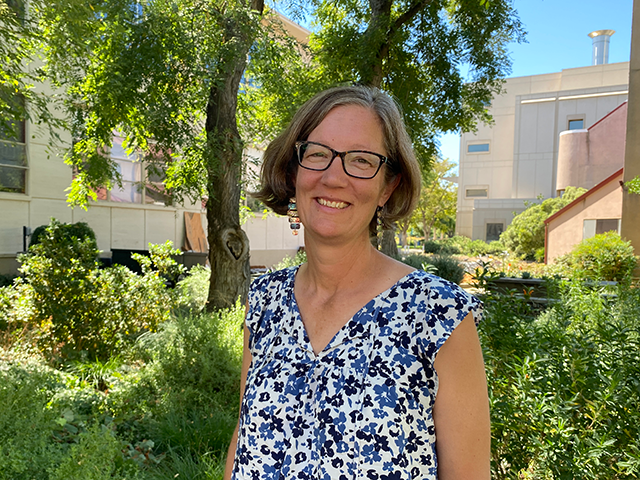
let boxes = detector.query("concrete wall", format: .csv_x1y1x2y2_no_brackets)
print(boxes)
546,172,623,262
457,61,629,241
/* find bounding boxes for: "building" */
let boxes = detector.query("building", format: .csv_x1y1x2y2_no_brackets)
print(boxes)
545,168,623,263
456,31,629,242
0,14,308,276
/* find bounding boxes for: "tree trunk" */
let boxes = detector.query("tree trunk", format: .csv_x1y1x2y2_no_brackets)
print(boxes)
204,4,263,311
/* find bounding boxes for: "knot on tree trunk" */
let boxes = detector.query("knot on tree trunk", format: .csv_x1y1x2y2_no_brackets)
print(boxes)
222,227,249,260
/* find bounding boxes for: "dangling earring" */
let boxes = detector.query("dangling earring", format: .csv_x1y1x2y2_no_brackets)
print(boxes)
288,197,301,235
376,206,383,249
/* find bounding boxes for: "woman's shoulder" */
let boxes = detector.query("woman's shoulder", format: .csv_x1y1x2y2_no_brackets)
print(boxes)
390,270,483,325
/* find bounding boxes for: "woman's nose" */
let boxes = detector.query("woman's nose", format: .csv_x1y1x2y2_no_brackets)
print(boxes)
321,155,349,185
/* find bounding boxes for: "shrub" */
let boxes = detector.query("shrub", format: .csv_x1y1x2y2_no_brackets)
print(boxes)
401,254,465,284
1,219,182,362
480,282,640,479
176,264,211,313
557,232,638,281
423,240,461,255
423,254,465,285
120,303,245,457
29,220,97,250
501,187,587,259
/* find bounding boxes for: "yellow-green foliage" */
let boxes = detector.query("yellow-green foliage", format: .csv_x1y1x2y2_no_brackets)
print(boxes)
557,232,638,282
1,219,183,362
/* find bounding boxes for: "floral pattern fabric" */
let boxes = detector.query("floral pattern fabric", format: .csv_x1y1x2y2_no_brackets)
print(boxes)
232,266,482,480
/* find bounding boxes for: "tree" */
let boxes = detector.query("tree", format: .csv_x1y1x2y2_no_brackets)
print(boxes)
29,0,276,311
500,186,587,259
411,156,457,242
281,0,525,256
0,0,63,140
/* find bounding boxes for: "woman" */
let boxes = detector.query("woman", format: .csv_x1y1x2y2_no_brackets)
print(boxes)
224,86,490,480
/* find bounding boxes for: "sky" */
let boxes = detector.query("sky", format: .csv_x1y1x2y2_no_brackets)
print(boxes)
438,0,635,167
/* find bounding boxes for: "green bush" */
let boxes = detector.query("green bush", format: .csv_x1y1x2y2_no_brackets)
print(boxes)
557,232,638,282
481,283,640,479
501,187,587,259
121,303,245,456
30,220,97,250
423,240,461,255
1,219,183,362
401,253,465,284
176,264,211,313
423,254,465,284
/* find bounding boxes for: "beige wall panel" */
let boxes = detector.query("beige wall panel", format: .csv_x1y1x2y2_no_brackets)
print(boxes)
600,63,632,86
112,208,145,250
455,210,473,238
518,105,539,154
72,206,112,253
529,75,562,94
28,145,73,200
145,209,178,248
516,161,537,198
249,249,299,269
535,158,554,198
0,200,30,254
30,198,72,229
243,216,268,250
593,96,627,123
535,103,556,152
491,167,513,198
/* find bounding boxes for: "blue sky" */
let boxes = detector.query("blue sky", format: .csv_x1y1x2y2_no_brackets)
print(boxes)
439,0,634,166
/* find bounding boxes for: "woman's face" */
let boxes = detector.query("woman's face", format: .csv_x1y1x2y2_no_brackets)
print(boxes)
295,104,399,243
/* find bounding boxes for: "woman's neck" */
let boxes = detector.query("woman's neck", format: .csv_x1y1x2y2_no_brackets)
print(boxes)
298,232,382,295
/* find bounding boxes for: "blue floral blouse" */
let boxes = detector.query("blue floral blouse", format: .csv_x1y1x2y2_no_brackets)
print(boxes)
231,266,482,480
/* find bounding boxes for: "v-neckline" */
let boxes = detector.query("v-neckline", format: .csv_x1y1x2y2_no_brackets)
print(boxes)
288,265,421,357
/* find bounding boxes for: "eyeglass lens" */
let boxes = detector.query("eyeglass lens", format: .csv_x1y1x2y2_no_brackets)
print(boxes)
298,142,383,179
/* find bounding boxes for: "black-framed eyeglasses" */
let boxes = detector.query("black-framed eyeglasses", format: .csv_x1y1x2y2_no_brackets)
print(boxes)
295,141,388,179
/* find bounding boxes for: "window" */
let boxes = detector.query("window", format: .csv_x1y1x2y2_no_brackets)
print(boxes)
583,218,620,239
568,119,584,130
465,188,488,198
486,223,504,242
0,98,27,194
109,137,143,203
98,136,171,205
467,143,490,153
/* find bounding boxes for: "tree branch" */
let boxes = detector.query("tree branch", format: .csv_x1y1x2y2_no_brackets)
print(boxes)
390,0,432,37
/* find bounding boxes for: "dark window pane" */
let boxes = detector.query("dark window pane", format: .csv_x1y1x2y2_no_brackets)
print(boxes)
466,188,488,198
0,141,27,166
595,218,619,235
486,223,504,242
0,165,26,193
468,143,490,153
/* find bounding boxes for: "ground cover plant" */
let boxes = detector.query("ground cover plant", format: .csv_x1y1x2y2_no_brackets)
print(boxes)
480,280,640,479
1,228,639,479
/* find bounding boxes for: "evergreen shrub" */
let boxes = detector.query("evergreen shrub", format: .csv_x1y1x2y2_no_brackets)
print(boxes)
1,219,183,362
557,232,638,281
401,254,465,284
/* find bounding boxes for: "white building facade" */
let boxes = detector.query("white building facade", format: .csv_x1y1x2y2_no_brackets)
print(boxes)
457,61,629,241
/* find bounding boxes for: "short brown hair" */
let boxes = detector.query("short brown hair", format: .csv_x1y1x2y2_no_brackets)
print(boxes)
253,85,421,233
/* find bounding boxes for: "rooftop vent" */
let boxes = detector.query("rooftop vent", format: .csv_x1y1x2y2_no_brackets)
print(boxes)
589,30,615,65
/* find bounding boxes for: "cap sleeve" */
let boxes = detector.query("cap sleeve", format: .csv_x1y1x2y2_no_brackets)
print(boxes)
415,273,483,361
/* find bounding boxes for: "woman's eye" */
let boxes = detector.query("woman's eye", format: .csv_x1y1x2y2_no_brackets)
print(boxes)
353,156,375,166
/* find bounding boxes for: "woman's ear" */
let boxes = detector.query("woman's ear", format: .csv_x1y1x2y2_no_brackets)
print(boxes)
379,174,401,207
